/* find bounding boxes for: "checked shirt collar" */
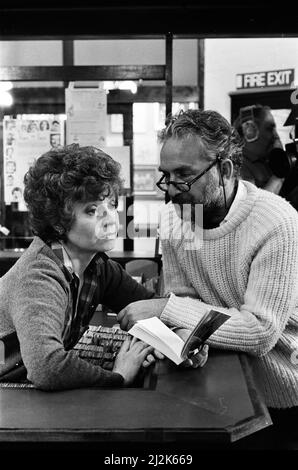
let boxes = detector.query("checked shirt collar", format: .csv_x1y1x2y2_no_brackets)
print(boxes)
51,241,103,349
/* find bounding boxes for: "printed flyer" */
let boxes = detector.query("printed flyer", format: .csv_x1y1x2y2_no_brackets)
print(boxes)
65,83,107,147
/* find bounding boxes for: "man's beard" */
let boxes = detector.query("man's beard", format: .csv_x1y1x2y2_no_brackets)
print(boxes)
171,174,224,219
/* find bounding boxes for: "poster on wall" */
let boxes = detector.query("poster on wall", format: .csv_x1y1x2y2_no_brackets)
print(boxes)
3,115,65,210
65,83,107,147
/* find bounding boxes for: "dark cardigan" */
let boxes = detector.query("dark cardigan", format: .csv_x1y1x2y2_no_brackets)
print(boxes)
0,237,155,390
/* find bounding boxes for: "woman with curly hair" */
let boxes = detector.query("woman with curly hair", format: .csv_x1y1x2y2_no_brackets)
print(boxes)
0,144,156,390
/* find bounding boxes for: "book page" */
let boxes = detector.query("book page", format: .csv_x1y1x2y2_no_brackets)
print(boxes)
128,317,184,365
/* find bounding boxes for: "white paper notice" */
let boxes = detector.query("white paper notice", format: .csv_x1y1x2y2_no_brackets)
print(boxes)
65,85,107,147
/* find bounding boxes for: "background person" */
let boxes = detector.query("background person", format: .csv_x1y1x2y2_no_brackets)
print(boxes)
50,120,60,132
27,120,38,133
5,146,14,160
6,132,15,146
11,186,23,203
6,160,16,174
6,174,14,186
40,120,50,131
50,133,61,148
234,104,288,194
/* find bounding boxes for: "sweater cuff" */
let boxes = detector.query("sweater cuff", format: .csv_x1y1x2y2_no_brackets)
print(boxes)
96,370,125,387
111,371,125,387
160,293,210,329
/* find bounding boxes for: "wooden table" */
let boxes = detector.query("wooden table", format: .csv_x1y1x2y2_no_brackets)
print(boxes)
0,350,271,448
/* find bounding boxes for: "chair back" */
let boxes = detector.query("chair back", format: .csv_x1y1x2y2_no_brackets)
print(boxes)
125,259,158,282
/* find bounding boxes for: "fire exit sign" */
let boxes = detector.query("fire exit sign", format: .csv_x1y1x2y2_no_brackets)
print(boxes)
236,69,294,89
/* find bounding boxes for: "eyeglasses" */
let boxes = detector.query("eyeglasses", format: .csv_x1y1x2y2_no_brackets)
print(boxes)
156,156,221,193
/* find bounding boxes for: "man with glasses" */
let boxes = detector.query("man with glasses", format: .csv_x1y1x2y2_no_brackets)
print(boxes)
118,109,298,448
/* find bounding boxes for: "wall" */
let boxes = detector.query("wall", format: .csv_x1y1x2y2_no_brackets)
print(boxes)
1,39,197,248
205,37,298,121
2,37,298,248
75,39,198,86
0,39,197,86
2,37,298,117
0,40,62,65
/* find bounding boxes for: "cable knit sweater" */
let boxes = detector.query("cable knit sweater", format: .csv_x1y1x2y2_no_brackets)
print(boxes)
159,180,298,408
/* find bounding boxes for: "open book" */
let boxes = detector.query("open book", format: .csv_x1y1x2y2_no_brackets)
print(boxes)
128,309,231,365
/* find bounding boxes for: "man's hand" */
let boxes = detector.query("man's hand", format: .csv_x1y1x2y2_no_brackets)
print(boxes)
175,328,209,369
183,344,209,368
117,298,169,331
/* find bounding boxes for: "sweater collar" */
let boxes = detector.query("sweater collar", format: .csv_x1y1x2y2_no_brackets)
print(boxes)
220,180,247,226
202,180,258,239
166,180,259,241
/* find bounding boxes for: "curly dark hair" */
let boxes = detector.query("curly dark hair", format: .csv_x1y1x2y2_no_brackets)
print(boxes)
24,144,123,242
159,109,243,178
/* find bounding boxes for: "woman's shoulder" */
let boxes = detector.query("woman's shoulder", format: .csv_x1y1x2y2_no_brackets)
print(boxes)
3,237,68,287
18,237,63,269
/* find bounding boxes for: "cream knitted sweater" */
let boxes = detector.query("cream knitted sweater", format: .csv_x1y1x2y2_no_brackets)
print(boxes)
159,180,298,408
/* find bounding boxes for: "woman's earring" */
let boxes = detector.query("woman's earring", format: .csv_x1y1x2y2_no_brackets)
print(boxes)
54,225,64,235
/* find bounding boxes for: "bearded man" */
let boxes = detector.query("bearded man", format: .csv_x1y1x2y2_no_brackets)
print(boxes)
118,109,298,448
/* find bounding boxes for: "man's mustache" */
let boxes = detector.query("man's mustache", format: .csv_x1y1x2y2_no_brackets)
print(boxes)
171,194,193,205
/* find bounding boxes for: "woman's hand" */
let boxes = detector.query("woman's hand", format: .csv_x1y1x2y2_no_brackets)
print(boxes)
113,336,153,386
111,324,165,368
142,349,165,368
